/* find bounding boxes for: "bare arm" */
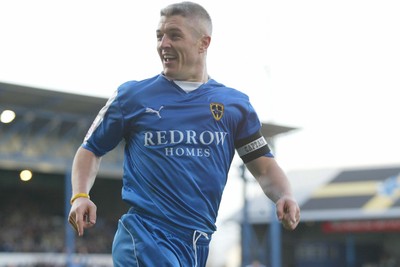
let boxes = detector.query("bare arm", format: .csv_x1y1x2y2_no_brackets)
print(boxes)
71,146,101,195
68,146,102,236
246,156,300,230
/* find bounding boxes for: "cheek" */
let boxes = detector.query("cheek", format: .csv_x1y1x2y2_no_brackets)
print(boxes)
156,46,162,57
182,48,198,62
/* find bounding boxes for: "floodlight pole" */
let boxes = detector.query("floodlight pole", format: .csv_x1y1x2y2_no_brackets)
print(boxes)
265,137,281,267
240,163,251,267
64,169,75,266
262,122,297,267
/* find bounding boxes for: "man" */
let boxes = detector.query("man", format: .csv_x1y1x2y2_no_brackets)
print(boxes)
68,2,300,266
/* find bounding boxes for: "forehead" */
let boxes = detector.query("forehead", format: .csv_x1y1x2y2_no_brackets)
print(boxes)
157,15,193,32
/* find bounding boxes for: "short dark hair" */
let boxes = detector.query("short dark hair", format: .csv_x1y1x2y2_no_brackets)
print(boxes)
160,1,212,35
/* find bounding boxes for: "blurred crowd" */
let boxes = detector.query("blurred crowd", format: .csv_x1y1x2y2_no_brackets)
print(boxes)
0,202,117,254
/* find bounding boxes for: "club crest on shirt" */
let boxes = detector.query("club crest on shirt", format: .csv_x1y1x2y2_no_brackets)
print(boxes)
210,102,224,121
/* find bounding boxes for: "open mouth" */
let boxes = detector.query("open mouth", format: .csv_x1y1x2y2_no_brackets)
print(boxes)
163,54,176,63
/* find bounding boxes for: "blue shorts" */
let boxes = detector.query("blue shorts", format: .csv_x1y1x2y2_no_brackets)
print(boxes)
112,209,212,267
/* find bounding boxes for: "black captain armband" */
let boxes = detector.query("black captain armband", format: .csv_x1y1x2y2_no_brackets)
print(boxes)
235,131,271,163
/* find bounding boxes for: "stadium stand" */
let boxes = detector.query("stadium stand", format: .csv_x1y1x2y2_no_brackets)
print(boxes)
0,82,127,266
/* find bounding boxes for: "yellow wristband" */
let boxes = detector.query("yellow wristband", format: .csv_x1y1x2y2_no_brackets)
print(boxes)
70,193,90,205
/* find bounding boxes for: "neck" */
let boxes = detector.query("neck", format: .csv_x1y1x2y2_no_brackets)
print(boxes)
190,65,209,83
162,68,209,83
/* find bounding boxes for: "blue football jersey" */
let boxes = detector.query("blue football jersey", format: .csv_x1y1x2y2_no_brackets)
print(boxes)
83,74,271,233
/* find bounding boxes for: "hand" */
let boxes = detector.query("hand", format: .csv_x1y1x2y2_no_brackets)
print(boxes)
68,198,97,236
275,196,300,230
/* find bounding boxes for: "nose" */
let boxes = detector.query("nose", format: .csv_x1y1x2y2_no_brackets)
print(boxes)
158,35,171,48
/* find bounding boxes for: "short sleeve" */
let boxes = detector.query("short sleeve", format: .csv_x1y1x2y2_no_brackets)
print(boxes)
82,90,125,156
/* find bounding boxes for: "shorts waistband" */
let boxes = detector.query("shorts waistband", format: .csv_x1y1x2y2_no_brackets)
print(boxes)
127,208,212,245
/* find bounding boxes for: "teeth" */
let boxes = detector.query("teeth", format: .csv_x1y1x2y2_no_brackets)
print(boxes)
163,54,175,63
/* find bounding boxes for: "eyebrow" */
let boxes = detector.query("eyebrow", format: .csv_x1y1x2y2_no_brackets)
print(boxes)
156,27,183,34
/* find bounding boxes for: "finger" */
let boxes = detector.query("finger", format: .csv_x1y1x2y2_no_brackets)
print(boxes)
68,216,79,234
68,211,79,232
283,208,300,230
282,214,298,230
283,219,297,230
287,206,298,224
275,200,285,221
275,200,299,229
289,204,300,224
280,199,298,222
75,212,85,236
87,205,97,225
83,213,95,228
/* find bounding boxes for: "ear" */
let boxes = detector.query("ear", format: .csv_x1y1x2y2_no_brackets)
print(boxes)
199,35,211,53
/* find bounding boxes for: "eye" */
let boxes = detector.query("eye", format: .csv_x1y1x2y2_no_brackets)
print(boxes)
167,29,184,41
170,33,181,40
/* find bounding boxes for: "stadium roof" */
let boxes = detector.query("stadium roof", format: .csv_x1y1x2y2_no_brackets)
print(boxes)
232,165,400,223
0,81,123,177
0,82,105,115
